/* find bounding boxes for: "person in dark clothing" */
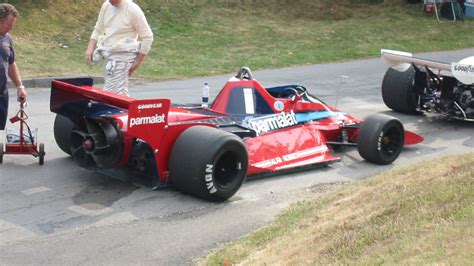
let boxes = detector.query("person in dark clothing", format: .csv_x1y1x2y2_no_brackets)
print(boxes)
0,3,26,130
440,1,465,20
459,0,466,13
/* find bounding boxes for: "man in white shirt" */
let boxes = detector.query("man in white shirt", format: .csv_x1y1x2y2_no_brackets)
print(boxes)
84,0,153,96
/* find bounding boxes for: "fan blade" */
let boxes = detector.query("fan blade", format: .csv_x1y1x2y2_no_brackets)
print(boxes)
79,153,97,169
93,144,111,154
71,129,88,138
71,145,85,158
86,118,107,147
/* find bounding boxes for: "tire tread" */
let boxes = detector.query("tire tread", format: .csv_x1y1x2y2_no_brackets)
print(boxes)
381,67,420,114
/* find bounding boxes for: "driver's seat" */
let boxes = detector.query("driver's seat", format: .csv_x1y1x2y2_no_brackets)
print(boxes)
266,85,307,99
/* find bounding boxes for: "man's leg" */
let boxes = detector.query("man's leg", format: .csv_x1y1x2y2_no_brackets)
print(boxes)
102,60,133,97
0,94,8,130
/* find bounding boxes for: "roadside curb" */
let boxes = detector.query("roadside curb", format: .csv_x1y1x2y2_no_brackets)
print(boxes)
8,76,104,89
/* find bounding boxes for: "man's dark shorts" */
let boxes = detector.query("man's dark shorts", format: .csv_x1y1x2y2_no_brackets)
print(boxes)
0,92,8,130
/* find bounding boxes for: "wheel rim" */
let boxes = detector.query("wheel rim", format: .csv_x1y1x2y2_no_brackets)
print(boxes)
379,126,403,160
213,151,242,190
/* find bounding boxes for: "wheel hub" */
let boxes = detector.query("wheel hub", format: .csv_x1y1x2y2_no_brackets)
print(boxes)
83,138,95,152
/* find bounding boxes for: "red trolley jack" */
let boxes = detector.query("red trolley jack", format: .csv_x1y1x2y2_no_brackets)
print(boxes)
0,100,45,164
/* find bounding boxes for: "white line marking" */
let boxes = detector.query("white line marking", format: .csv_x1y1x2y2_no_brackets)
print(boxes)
21,186,52,195
68,204,113,217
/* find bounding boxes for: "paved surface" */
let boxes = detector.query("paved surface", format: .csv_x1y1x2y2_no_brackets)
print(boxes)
1,49,473,265
7,76,104,89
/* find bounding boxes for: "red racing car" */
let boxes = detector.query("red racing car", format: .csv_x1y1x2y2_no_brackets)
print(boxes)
50,67,423,201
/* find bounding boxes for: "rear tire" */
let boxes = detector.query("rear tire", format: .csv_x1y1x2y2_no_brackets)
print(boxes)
381,67,420,114
169,126,248,202
54,114,74,155
357,114,405,165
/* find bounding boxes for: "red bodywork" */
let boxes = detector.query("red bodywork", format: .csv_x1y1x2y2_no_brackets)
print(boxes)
50,75,423,182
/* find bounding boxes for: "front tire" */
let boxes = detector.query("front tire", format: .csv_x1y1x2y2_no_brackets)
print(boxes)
169,126,248,202
381,67,420,114
357,114,405,165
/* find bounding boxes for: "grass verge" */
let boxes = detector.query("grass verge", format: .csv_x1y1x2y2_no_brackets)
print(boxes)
8,0,474,80
198,152,474,265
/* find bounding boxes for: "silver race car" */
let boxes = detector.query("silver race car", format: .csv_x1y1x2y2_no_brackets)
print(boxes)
381,49,474,121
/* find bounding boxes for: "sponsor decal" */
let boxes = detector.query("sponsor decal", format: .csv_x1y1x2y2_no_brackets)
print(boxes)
205,164,217,194
137,103,163,110
129,113,166,128
253,146,329,168
452,63,474,74
273,101,284,111
452,62,474,85
247,111,298,135
377,131,384,151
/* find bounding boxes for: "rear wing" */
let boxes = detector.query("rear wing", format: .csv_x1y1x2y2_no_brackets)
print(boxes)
50,79,171,147
381,49,474,85
50,78,133,113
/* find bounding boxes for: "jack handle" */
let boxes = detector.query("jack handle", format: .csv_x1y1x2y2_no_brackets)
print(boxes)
9,96,28,124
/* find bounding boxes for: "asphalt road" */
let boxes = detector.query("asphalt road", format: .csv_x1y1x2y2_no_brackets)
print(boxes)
1,49,473,265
